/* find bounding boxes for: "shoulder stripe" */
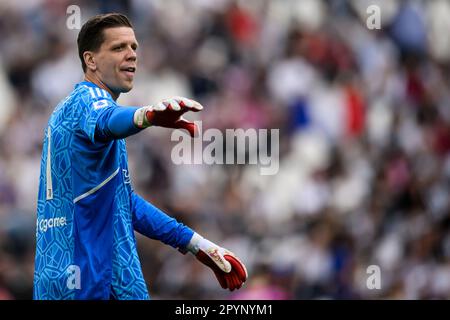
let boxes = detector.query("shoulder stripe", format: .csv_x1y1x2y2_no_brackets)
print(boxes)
73,167,120,203
88,87,96,99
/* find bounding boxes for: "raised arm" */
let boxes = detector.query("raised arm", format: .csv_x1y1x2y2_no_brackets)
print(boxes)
93,97,203,142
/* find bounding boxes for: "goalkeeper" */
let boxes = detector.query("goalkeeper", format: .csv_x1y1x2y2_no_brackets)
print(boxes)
33,13,247,300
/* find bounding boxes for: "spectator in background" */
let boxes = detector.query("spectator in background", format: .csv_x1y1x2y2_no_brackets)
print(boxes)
0,0,449,299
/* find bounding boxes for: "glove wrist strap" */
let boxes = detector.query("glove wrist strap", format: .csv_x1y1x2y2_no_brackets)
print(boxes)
133,106,152,128
186,232,204,255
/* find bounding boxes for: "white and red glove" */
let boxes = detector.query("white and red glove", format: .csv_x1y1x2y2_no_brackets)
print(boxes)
186,233,248,291
134,97,203,137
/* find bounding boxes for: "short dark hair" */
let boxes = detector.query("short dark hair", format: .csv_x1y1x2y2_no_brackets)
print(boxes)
77,13,133,73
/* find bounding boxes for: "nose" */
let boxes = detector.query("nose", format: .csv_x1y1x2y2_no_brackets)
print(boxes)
126,47,137,61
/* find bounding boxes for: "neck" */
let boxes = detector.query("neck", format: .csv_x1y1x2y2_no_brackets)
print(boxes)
84,73,119,101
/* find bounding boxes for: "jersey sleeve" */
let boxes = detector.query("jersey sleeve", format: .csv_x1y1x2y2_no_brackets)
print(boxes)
77,86,116,144
97,106,142,141
131,192,194,249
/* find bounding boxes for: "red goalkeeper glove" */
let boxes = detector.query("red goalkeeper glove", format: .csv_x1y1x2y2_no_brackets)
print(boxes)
186,233,248,291
133,97,203,137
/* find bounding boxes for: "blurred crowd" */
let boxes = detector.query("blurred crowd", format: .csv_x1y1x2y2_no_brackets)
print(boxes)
1,0,450,299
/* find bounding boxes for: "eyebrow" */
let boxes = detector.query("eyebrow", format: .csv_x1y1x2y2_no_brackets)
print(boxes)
110,41,139,48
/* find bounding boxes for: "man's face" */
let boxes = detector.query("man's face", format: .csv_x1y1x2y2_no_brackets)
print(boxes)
92,27,138,95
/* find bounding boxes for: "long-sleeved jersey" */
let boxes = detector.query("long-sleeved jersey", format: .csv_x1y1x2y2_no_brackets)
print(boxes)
33,81,194,300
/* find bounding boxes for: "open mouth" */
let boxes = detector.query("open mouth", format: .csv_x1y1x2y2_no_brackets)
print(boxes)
122,67,135,72
121,66,136,78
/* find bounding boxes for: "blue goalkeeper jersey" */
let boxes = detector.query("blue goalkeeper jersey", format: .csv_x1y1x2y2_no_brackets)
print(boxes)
33,81,194,300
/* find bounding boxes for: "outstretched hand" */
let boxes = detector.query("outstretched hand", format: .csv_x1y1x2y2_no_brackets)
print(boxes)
137,97,203,137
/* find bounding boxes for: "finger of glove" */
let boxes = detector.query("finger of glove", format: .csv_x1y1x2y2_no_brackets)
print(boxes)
213,269,228,289
225,273,236,291
174,119,197,138
164,99,181,111
226,272,241,291
153,102,167,111
224,273,234,291
230,270,243,290
225,255,248,282
175,97,203,111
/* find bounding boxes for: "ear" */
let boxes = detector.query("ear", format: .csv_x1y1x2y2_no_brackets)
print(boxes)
83,51,97,72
